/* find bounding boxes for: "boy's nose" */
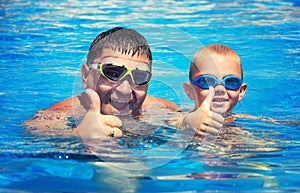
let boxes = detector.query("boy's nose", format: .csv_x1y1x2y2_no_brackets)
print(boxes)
214,84,226,96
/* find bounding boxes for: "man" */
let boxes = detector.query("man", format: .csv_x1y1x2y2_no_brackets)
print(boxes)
24,27,179,138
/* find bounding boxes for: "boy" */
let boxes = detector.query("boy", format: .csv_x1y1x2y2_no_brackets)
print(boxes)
180,44,248,136
24,27,179,138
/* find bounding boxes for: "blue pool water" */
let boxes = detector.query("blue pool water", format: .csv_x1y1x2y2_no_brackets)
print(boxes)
1,0,300,192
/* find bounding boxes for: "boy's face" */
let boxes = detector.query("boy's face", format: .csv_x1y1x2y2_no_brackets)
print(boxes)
189,53,247,115
86,48,151,116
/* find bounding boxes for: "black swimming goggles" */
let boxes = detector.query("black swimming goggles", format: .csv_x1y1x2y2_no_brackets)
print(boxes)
90,63,152,86
191,74,242,90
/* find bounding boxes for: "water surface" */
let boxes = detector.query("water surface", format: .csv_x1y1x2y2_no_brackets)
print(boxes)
1,0,300,192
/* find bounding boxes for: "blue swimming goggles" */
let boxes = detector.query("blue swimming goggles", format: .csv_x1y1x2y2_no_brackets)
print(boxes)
191,74,242,90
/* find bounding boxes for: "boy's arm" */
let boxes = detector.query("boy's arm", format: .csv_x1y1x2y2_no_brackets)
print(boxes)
180,87,224,136
234,114,300,125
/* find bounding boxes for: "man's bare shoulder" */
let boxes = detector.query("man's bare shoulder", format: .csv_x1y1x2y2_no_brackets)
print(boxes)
48,94,82,110
23,94,85,134
142,95,179,111
24,109,74,133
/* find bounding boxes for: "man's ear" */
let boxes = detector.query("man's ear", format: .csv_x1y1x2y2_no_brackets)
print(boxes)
238,83,247,102
183,82,197,101
81,64,89,90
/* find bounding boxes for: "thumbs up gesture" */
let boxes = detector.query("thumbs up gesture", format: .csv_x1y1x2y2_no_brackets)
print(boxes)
182,87,224,136
77,88,123,139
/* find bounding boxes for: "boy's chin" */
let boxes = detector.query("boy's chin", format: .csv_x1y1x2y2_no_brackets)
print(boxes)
211,102,231,116
211,107,228,116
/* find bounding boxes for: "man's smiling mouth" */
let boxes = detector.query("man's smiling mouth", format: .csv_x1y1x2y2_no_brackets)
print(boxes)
111,99,130,110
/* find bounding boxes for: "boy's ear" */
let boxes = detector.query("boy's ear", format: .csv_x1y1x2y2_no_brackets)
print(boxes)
183,82,197,101
238,83,247,102
81,64,89,90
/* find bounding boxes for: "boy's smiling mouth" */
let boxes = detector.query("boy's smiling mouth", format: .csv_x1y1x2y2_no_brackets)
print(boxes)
211,97,228,112
212,98,229,102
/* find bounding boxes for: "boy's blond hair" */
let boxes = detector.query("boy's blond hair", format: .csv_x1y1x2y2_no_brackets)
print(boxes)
189,44,242,80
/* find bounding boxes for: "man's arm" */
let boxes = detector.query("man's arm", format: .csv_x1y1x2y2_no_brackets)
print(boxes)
77,89,123,139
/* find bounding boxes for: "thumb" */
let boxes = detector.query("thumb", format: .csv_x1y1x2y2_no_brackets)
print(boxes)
85,88,101,113
202,86,214,110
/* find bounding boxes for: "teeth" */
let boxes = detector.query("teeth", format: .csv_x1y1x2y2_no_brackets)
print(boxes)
110,98,129,103
213,98,227,102
113,100,129,104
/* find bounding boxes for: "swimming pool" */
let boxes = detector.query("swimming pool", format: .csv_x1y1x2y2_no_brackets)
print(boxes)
1,0,300,192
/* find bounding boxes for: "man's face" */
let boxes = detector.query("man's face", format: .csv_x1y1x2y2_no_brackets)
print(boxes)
87,48,151,116
191,53,246,115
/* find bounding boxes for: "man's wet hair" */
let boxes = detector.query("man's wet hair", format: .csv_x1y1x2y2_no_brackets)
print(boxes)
87,27,152,65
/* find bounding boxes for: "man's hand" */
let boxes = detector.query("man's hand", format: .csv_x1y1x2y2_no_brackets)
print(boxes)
182,87,224,136
77,88,123,138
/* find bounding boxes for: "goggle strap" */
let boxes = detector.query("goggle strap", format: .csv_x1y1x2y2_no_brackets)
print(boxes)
90,63,98,69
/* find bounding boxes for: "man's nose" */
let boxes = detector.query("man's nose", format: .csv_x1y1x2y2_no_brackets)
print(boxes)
116,79,133,96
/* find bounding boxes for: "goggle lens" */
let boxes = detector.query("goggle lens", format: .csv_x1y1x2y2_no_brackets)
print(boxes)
224,76,241,90
132,70,151,85
102,64,126,81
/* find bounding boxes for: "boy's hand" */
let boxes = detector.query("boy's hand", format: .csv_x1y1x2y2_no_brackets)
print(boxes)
78,88,123,138
182,87,224,136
